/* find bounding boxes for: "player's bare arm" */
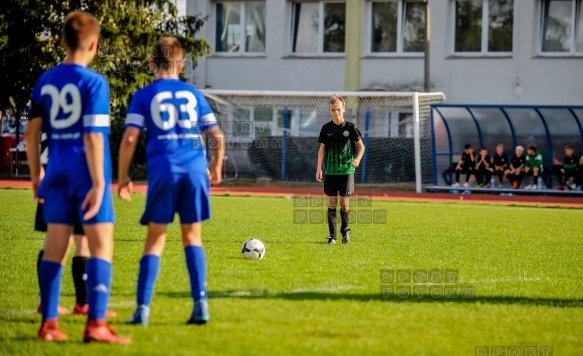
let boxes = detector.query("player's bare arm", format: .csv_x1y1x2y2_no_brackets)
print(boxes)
351,140,365,167
316,143,325,182
82,133,106,220
25,116,43,200
117,127,141,201
206,126,225,185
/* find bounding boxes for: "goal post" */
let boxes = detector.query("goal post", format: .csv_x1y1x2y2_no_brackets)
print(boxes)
201,90,446,192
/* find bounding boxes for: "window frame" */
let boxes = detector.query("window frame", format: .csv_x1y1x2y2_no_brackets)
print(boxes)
289,1,346,57
213,1,267,57
538,0,583,56
365,0,426,58
449,0,514,57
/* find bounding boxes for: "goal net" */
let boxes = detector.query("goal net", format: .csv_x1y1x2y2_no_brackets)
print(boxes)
202,90,445,192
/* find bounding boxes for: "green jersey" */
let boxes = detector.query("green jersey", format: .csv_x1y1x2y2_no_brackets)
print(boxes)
318,120,362,175
525,153,542,169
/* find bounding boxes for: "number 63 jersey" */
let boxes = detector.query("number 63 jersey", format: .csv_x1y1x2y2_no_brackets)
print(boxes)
124,78,218,174
30,63,112,195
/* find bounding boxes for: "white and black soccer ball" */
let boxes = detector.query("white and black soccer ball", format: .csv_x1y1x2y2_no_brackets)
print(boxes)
241,239,265,260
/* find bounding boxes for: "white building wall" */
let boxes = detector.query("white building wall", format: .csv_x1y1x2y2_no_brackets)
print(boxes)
190,0,583,105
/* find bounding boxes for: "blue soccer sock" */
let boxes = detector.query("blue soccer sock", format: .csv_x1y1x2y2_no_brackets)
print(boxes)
38,260,63,321
86,258,112,320
136,254,161,308
184,245,207,302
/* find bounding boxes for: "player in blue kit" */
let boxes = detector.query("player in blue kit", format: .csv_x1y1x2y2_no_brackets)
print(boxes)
117,37,225,326
25,11,130,344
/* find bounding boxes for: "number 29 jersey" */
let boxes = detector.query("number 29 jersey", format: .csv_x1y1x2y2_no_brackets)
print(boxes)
30,63,111,194
125,78,218,174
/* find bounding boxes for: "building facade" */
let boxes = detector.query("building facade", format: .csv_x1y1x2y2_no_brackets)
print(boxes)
187,0,583,104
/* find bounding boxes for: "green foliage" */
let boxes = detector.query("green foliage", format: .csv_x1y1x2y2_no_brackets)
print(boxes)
1,190,583,354
0,0,211,179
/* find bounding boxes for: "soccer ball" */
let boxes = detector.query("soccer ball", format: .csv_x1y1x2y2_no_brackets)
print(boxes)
241,239,265,260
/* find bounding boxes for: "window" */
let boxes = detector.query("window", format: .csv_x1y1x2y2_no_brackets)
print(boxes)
291,2,346,54
541,0,583,53
216,2,266,53
370,1,426,54
453,0,513,53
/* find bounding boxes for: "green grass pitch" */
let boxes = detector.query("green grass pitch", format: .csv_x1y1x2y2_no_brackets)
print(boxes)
0,189,582,355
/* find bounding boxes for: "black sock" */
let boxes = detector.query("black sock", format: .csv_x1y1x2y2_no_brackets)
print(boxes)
72,256,88,306
37,249,44,277
533,175,537,185
327,208,337,238
340,210,350,234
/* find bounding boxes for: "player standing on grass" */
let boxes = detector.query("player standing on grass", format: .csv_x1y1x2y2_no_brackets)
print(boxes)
25,11,130,343
117,37,224,326
33,131,116,318
316,95,365,244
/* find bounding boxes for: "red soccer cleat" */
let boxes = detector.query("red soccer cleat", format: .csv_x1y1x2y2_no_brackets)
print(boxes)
73,304,118,317
37,304,71,315
83,319,132,344
38,319,68,342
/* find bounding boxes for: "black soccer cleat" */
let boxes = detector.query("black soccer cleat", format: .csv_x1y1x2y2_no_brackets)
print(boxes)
326,236,337,244
341,228,351,244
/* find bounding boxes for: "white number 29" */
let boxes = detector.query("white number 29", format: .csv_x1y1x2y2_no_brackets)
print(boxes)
151,90,198,130
40,84,82,129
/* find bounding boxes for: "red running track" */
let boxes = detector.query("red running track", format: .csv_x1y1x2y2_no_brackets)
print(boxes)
2,179,582,208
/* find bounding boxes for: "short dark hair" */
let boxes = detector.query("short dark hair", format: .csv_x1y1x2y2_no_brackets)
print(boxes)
481,146,487,150
464,144,471,149
62,11,100,52
565,144,573,150
152,37,184,70
527,144,537,152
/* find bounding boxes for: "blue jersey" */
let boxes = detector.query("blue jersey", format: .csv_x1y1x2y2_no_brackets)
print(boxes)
125,78,217,174
31,63,112,194
30,63,114,225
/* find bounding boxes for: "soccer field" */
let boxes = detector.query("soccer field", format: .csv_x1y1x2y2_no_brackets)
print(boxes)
0,189,582,355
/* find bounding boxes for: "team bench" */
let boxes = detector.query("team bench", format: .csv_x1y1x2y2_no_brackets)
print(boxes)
441,164,559,189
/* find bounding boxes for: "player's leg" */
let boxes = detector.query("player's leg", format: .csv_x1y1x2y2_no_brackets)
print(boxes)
504,169,513,185
35,202,71,316
517,170,526,188
38,223,73,342
177,171,212,324
566,168,577,189
475,168,484,187
485,169,492,187
127,223,167,325
454,167,461,184
338,174,354,244
128,173,175,326
496,169,504,186
71,234,89,313
81,192,131,344
181,223,210,325
463,167,471,187
532,167,540,188
324,174,339,243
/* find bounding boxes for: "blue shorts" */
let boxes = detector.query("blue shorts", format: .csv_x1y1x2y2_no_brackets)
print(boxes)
40,185,115,225
140,171,210,225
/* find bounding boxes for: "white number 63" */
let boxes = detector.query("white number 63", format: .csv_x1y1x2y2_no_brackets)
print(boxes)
151,90,198,130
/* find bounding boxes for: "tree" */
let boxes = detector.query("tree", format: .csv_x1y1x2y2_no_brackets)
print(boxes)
0,0,211,178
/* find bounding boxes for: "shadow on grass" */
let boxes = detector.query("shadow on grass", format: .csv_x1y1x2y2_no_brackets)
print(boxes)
157,290,583,308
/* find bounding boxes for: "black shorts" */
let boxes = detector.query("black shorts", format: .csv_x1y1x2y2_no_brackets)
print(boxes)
324,174,354,197
35,202,84,235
